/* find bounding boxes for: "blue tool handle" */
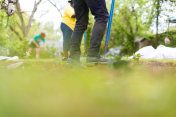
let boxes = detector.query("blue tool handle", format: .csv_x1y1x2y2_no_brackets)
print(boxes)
84,31,86,44
105,0,115,45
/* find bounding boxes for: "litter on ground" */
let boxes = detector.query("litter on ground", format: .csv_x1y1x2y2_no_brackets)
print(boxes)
133,45,176,60
7,62,24,69
0,56,19,61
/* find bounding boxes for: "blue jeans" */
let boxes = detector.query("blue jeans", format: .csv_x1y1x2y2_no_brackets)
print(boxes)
60,23,73,51
70,0,109,61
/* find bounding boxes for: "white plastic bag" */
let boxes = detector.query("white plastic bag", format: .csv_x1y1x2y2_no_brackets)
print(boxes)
7,62,23,69
135,46,155,59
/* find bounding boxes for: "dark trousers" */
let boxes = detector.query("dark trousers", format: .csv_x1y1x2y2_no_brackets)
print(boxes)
70,0,109,61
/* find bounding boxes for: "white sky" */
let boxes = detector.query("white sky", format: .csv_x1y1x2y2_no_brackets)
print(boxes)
19,0,68,29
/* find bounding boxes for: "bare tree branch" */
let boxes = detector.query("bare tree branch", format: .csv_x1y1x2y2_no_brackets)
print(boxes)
10,0,43,40
47,0,62,17
16,0,25,31
25,0,42,37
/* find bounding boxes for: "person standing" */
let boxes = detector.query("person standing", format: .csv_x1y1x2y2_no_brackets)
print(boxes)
69,0,109,64
60,0,76,61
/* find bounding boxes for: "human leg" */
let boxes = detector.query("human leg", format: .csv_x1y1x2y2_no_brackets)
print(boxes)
61,23,73,59
85,0,109,58
28,48,33,54
70,0,89,62
26,47,33,58
36,48,40,59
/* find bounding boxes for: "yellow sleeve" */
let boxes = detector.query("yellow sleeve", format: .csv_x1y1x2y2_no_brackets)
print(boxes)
64,7,75,18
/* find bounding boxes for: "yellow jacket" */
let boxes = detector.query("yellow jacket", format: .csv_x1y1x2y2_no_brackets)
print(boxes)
62,6,76,31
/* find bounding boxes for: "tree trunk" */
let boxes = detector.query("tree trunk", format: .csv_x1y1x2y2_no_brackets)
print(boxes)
10,0,42,40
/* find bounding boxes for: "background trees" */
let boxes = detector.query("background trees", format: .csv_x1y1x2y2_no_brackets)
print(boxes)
101,0,176,55
100,0,156,55
0,0,176,57
0,0,58,57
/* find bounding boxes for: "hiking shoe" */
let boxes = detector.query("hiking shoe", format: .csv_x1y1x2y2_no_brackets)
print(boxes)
86,56,109,64
67,58,85,68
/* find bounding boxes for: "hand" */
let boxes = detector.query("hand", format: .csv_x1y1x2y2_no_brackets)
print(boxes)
8,3,15,16
71,14,76,18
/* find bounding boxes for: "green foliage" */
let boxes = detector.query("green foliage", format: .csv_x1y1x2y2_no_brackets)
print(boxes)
28,45,60,59
6,39,29,57
114,54,121,61
133,53,141,62
0,7,59,58
0,12,29,57
107,0,155,55
40,22,60,40
149,30,176,47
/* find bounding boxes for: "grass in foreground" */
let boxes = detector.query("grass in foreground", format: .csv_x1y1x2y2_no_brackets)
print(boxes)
0,59,176,117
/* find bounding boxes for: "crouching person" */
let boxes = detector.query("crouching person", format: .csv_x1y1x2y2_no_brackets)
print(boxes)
27,32,47,59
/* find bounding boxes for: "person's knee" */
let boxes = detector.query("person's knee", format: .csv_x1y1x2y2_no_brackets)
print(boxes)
75,19,88,32
74,24,88,32
95,14,109,24
74,14,89,32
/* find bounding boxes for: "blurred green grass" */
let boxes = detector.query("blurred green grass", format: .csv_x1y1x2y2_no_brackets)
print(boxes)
0,59,176,117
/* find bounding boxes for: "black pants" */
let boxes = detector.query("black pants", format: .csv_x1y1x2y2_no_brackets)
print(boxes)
70,0,109,61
